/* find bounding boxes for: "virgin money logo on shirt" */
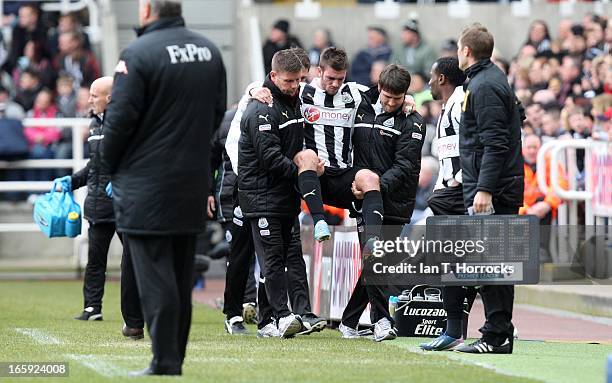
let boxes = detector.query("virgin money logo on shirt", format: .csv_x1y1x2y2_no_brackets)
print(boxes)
301,105,355,127
303,107,321,124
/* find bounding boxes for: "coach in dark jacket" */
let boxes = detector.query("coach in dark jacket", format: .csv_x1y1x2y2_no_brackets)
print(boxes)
238,83,302,220
454,24,523,355
237,50,305,337
459,58,523,211
71,115,113,223
101,0,226,376
55,77,143,337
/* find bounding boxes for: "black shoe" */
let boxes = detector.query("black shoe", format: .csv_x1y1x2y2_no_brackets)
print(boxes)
455,338,513,354
224,317,249,335
128,367,181,376
122,324,144,340
297,313,326,335
74,307,102,321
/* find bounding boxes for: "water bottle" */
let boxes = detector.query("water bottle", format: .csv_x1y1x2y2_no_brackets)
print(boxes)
607,354,612,383
389,296,398,318
398,290,410,301
65,211,80,238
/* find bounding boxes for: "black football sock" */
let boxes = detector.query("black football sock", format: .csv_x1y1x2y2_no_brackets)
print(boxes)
298,170,325,224
445,319,463,339
362,190,383,241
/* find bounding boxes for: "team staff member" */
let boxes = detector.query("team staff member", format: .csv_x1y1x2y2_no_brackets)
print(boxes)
223,48,326,336
454,24,524,355
55,77,143,340
208,108,259,328
101,0,226,375
238,50,307,338
342,64,425,342
420,57,478,351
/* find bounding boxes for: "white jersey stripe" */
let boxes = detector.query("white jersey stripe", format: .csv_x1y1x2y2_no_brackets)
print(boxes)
333,126,345,168
313,125,329,165
434,86,464,190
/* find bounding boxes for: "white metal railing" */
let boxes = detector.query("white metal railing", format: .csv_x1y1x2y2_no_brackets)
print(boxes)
536,138,611,266
538,139,612,225
41,0,101,43
0,118,90,264
0,119,90,194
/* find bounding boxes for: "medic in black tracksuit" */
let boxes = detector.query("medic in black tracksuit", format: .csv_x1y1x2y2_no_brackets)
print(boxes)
69,113,142,329
223,98,323,335
238,75,303,329
344,101,425,330
209,109,258,308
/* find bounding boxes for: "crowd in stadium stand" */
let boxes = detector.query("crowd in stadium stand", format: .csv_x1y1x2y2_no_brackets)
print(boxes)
0,3,99,201
262,15,611,224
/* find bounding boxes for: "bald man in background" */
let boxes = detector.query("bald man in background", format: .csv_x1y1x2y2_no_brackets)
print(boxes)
54,77,144,339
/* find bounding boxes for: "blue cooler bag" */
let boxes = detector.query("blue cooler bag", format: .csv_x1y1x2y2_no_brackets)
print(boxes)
33,181,82,238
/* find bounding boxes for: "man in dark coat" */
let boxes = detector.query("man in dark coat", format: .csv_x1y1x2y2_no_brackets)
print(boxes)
454,23,524,355
101,0,226,376
55,77,144,340
238,49,306,338
262,19,302,75
343,64,424,342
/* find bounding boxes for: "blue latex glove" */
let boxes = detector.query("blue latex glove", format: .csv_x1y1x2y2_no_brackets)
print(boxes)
106,182,113,198
54,176,72,192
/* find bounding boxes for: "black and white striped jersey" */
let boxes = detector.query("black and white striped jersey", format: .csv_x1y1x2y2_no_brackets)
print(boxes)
299,81,370,169
434,86,464,190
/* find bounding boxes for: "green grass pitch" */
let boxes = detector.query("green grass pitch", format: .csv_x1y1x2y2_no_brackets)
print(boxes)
0,281,610,383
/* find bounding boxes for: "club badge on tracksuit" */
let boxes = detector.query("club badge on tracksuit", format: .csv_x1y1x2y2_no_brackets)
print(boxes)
232,206,243,226
258,218,270,236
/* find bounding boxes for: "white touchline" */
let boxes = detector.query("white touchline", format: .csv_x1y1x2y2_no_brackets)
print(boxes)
13,328,130,377
64,354,127,378
391,343,532,381
14,328,62,345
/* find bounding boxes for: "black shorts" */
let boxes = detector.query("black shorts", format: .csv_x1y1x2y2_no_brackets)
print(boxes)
319,166,365,210
427,185,465,216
